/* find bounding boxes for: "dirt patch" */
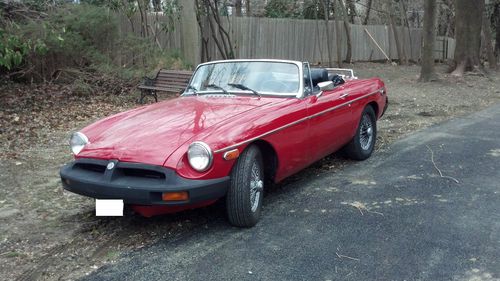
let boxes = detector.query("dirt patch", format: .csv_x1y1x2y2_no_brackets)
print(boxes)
0,63,499,280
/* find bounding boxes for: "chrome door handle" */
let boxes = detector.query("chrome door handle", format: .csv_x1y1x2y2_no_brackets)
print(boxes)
340,93,349,99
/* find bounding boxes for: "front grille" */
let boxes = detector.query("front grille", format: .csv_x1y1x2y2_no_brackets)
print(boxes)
120,168,166,179
70,159,169,185
74,162,106,173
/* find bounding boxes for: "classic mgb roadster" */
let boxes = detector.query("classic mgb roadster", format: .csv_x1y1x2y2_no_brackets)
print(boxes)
60,59,388,227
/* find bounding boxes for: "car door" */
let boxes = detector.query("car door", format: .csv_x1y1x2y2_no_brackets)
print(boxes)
304,65,355,163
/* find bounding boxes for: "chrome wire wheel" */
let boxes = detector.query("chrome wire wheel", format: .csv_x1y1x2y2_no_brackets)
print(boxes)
226,145,264,227
359,113,374,151
344,106,377,161
249,161,263,212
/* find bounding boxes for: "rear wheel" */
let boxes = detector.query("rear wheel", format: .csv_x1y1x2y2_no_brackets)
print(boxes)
344,106,377,160
226,145,264,227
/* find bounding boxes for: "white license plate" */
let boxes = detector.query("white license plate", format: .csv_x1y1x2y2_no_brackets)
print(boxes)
95,199,124,216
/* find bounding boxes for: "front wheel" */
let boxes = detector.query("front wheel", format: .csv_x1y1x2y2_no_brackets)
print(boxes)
344,106,377,160
226,145,264,227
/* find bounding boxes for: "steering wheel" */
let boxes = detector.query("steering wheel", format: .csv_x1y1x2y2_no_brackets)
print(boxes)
261,80,290,92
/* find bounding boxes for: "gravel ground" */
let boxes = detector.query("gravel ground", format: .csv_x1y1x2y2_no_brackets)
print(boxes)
0,62,499,280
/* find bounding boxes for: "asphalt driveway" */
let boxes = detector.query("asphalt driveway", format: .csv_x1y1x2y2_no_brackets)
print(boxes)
83,104,500,281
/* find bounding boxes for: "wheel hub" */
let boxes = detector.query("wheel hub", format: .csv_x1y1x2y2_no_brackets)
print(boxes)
360,114,373,151
249,162,263,212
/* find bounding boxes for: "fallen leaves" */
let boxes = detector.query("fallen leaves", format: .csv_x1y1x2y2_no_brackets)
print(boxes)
341,201,384,216
0,78,140,159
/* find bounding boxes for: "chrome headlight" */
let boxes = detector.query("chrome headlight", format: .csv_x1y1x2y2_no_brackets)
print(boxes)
187,141,213,172
70,132,89,155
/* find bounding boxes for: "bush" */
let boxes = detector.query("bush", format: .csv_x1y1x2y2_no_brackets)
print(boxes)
1,3,188,82
0,28,46,71
264,0,302,18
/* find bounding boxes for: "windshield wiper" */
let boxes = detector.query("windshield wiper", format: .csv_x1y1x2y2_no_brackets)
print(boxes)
227,83,261,97
185,85,198,95
206,84,229,95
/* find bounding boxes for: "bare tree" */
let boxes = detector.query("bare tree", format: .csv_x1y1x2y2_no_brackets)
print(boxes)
195,0,211,62
152,0,161,12
310,0,325,63
321,0,334,67
245,0,251,16
389,0,406,65
399,0,412,62
137,0,149,38
482,10,497,69
337,0,352,63
363,0,372,25
493,2,500,58
195,0,235,60
345,0,360,24
234,0,242,16
334,1,343,67
419,0,437,82
438,0,454,37
451,0,485,76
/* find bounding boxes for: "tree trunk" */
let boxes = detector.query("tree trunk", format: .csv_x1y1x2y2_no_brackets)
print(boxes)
419,0,437,82
321,0,334,67
451,0,485,76
334,2,343,67
345,0,360,24
203,0,235,60
234,0,242,16
399,0,412,62
315,0,325,64
363,0,372,25
245,0,251,16
137,1,146,38
152,0,161,12
195,0,211,62
390,1,406,65
482,11,497,69
337,0,352,63
493,3,500,58
142,0,150,37
442,0,454,37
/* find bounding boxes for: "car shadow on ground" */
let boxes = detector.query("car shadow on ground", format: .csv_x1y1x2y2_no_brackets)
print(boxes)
79,105,500,281
17,150,357,280
51,151,352,265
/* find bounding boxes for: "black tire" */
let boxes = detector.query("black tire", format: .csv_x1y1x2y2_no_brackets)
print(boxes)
344,106,377,160
226,145,264,227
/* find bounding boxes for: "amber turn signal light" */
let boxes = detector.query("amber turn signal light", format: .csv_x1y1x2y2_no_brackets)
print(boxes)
162,191,189,201
223,149,240,160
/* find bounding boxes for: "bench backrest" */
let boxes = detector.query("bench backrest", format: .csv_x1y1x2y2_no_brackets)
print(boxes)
152,69,193,90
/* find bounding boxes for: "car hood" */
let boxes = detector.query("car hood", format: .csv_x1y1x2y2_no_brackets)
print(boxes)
77,96,275,166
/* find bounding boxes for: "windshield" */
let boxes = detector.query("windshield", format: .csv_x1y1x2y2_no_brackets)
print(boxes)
185,61,300,96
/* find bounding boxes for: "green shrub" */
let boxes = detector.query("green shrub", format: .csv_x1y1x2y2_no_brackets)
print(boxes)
0,28,47,70
2,3,188,82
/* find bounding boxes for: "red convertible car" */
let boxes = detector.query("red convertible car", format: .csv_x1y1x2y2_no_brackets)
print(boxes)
60,59,388,227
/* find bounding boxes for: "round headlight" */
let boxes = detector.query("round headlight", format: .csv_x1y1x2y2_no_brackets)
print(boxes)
70,132,89,155
187,141,213,172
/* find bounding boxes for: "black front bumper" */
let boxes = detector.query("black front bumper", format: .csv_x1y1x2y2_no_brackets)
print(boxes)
60,158,229,205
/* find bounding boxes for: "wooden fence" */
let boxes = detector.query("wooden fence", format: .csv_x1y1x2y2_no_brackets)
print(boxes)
118,14,455,67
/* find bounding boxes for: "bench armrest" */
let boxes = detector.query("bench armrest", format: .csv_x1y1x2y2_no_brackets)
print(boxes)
142,76,155,86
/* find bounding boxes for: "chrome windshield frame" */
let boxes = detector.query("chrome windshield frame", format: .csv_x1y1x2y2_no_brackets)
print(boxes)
184,59,305,98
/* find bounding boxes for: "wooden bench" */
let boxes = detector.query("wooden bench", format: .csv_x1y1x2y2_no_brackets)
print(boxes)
138,69,193,103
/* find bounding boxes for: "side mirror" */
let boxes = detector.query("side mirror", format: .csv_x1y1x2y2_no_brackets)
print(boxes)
317,81,334,91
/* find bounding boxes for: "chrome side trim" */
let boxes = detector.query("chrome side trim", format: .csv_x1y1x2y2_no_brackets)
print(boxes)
213,88,383,154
